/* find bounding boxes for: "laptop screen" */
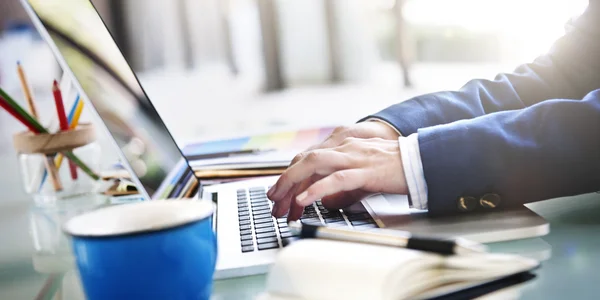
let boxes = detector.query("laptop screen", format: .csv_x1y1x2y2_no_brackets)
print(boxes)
25,0,198,199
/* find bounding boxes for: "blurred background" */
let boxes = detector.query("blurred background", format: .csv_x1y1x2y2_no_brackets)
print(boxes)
0,0,588,143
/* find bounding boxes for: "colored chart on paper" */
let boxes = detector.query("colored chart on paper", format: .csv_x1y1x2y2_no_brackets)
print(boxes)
181,127,334,157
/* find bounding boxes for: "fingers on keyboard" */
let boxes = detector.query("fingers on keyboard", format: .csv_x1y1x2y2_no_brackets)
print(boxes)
237,187,377,253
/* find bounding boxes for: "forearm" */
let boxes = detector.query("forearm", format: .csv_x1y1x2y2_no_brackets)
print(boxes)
418,90,600,216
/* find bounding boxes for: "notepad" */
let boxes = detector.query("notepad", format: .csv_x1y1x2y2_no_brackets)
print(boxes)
258,239,538,300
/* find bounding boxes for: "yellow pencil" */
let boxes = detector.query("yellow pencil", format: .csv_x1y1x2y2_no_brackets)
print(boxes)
70,100,84,129
16,62,39,119
17,62,62,191
55,101,84,168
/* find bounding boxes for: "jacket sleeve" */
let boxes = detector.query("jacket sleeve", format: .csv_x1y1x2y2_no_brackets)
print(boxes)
418,89,600,215
362,0,600,136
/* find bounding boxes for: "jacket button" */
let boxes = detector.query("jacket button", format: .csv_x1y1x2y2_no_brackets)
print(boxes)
457,196,477,212
479,193,501,208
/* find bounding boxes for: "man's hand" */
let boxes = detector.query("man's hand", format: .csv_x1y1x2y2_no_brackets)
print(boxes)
305,121,401,150
268,122,407,221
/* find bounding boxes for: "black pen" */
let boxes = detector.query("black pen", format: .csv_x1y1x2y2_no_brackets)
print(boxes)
288,221,487,255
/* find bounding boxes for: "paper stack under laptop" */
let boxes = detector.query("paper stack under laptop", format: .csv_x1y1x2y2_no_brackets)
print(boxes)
182,127,334,179
258,239,538,300
188,151,294,179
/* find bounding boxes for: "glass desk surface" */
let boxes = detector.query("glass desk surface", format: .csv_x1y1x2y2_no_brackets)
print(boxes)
1,149,599,299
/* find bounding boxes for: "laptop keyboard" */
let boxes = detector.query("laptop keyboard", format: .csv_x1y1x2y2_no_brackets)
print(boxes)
237,186,377,253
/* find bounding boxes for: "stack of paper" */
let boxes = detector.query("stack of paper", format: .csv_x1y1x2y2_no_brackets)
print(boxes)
182,127,334,179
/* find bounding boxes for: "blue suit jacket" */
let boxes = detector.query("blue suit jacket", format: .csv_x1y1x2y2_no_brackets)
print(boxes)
364,1,600,215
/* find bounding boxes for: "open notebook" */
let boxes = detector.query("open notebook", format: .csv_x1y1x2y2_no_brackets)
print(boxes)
258,240,538,300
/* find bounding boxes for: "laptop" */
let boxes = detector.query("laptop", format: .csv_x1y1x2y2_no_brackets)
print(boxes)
22,0,549,279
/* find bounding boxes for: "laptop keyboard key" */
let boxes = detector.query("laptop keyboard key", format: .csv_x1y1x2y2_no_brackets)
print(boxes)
252,208,270,214
239,225,251,231
239,220,251,226
240,235,253,241
347,213,371,221
256,227,275,234
256,232,276,239
240,229,252,236
254,217,274,224
325,217,345,223
253,214,272,220
241,246,255,253
255,222,274,229
258,242,280,251
257,237,278,244
253,211,271,217
321,210,341,217
238,216,250,223
241,240,254,247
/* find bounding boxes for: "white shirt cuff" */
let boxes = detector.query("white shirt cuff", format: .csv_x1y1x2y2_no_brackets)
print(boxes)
398,133,428,210
365,118,402,136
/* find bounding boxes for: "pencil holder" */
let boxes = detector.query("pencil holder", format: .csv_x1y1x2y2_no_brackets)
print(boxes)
13,123,101,206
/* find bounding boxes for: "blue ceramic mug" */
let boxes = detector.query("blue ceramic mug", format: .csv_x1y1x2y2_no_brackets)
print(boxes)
63,200,217,300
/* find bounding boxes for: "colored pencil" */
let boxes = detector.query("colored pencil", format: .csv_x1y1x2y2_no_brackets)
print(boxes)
17,63,63,191
52,81,69,130
0,87,99,180
54,100,83,170
68,96,82,124
0,88,45,132
16,61,39,119
34,273,64,300
70,99,84,129
0,97,39,132
53,81,77,180
66,99,84,180
39,97,83,190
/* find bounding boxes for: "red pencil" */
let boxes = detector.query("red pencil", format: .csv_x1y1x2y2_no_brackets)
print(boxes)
52,81,69,130
0,96,40,133
52,81,78,180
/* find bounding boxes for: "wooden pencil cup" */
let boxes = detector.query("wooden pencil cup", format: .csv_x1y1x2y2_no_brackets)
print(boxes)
13,123,101,206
